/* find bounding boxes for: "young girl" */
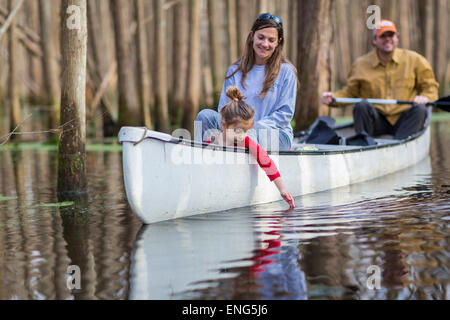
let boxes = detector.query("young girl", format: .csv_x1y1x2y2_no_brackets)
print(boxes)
207,86,295,208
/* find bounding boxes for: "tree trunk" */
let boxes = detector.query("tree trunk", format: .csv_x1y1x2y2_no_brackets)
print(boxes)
97,0,118,136
236,0,250,54
277,0,288,45
39,0,60,129
294,0,333,131
226,0,238,65
0,37,7,136
111,0,141,131
202,65,214,107
26,0,43,104
398,0,410,50
433,0,447,94
86,0,117,120
144,0,155,112
288,0,297,63
386,0,397,21
207,0,225,103
408,1,421,53
135,0,152,129
182,0,201,134
444,61,450,96
153,0,169,132
57,0,88,194
420,0,435,66
8,0,20,137
257,0,270,14
348,2,366,63
334,0,351,86
86,0,103,138
171,1,188,127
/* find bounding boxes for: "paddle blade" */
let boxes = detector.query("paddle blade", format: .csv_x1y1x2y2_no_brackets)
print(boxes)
432,96,450,112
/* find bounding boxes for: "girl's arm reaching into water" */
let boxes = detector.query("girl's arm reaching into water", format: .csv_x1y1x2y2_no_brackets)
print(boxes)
273,177,295,208
244,136,295,208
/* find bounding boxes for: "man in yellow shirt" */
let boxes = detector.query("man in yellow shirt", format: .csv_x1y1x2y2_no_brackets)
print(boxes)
322,20,439,139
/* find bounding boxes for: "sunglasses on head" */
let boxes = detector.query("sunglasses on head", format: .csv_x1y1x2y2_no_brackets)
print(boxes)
257,13,283,27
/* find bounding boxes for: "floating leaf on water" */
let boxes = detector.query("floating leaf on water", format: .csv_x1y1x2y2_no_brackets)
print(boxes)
37,201,75,208
86,144,122,152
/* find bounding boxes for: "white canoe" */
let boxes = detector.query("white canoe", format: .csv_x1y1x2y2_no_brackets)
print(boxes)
129,157,431,299
118,117,430,224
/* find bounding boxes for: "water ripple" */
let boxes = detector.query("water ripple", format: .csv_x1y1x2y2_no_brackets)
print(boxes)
1,121,449,299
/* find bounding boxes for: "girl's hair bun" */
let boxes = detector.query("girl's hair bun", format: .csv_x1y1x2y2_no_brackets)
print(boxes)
225,86,244,102
220,85,255,128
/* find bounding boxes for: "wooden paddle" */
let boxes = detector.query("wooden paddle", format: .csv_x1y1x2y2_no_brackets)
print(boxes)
332,96,450,112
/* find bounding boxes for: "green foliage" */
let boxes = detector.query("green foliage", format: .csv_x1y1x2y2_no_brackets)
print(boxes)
0,142,122,152
0,195,18,201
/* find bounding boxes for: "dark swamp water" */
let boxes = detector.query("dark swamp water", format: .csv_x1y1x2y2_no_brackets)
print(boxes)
0,119,449,300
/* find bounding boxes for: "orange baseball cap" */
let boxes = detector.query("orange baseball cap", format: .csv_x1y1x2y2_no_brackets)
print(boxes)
375,19,397,37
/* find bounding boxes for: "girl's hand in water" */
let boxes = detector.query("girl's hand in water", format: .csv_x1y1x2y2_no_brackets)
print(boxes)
273,178,295,208
280,190,295,208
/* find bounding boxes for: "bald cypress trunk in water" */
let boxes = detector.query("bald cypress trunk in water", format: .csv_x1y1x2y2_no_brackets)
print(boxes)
334,0,351,86
226,0,238,65
111,0,141,132
277,0,289,46
257,0,271,14
8,0,20,138
182,0,201,134
236,0,249,54
294,0,333,131
207,0,224,104
171,1,188,127
154,0,169,132
434,0,447,96
288,0,297,65
420,0,434,66
26,0,43,104
57,0,87,195
87,0,117,137
39,0,60,130
135,0,152,129
398,0,410,50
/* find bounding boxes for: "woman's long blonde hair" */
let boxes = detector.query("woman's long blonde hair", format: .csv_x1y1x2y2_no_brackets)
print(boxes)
227,15,298,98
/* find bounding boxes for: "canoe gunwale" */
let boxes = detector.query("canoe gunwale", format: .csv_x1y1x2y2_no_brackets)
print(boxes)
119,123,429,156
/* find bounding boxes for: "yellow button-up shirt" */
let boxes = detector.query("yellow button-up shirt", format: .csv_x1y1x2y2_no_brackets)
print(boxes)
333,48,439,125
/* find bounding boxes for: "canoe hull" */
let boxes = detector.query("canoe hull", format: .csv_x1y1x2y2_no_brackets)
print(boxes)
119,125,430,224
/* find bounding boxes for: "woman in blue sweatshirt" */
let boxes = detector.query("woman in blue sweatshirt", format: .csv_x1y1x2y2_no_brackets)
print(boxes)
196,13,299,151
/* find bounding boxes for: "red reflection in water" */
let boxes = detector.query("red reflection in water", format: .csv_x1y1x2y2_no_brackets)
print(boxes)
249,230,282,277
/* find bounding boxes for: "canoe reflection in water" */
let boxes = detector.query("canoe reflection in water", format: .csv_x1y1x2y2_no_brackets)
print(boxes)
250,227,308,299
129,157,432,299
129,212,308,300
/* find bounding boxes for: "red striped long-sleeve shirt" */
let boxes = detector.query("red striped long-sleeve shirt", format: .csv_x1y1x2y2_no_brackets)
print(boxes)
206,136,281,182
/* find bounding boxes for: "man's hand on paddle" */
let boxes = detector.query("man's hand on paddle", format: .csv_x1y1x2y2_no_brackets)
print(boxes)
322,92,334,105
322,93,429,106
413,95,429,105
